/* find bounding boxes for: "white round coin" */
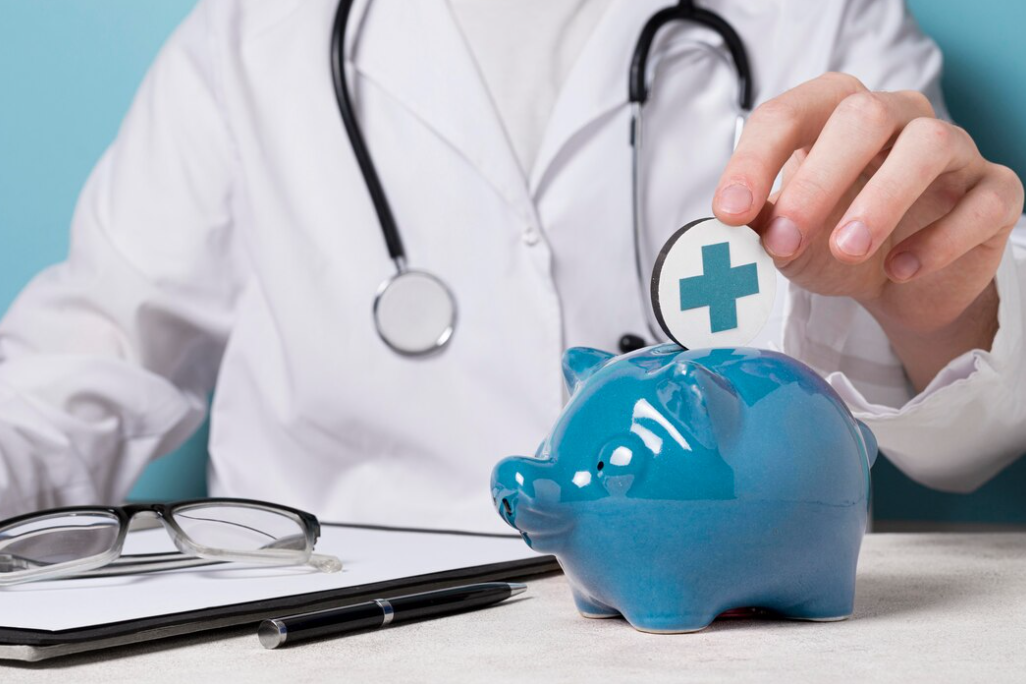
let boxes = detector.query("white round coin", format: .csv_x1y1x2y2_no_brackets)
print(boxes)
374,270,456,356
650,217,776,350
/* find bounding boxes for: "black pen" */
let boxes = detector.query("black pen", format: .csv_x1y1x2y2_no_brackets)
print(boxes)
258,581,527,649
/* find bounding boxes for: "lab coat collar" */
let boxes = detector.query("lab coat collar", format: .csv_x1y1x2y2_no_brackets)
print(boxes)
528,0,671,196
345,0,684,213
345,0,535,222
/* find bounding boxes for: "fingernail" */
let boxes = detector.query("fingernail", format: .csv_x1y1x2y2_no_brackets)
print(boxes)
763,217,802,258
889,252,921,281
718,184,753,215
835,221,872,258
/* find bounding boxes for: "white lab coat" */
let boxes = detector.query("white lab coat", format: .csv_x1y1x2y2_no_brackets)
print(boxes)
1,0,1023,532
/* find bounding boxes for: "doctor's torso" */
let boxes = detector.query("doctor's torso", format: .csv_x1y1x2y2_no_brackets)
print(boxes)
139,0,907,531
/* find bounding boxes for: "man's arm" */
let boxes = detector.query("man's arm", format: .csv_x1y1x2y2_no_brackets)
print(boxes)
0,1,244,517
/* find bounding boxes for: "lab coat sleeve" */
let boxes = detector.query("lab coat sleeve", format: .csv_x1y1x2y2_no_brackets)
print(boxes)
779,0,1026,492
0,3,243,517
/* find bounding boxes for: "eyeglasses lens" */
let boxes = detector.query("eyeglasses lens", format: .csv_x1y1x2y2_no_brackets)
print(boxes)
170,504,309,554
0,513,120,577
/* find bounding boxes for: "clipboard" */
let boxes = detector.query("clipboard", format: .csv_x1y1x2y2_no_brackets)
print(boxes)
0,522,559,662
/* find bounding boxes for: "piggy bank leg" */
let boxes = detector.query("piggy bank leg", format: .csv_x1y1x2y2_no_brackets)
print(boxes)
780,592,855,622
610,576,719,632
776,577,856,622
620,607,718,634
570,587,621,619
618,587,718,633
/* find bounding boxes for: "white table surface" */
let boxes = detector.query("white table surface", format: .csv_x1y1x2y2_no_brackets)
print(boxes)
3,533,1024,684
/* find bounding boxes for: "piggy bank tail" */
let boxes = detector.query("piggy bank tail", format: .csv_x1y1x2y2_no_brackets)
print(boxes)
857,420,878,468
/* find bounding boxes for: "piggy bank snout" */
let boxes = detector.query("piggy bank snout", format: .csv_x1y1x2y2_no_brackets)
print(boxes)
491,456,546,528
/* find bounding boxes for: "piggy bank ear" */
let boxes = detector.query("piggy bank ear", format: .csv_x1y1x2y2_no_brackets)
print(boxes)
661,359,741,450
562,347,615,394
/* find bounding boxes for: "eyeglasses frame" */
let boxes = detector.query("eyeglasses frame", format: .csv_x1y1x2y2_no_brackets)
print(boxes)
0,498,327,586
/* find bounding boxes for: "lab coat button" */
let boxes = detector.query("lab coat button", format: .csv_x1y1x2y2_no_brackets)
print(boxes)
522,228,540,246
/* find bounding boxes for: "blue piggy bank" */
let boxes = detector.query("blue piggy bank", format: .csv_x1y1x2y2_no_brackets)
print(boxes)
492,345,877,633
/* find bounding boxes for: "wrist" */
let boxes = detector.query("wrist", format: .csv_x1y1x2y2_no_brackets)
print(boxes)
865,280,999,393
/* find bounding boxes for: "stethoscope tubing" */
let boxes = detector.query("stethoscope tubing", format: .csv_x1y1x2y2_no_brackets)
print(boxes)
331,0,406,270
331,0,753,355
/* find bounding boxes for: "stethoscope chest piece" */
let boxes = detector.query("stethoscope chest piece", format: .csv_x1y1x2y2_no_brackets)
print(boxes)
373,269,457,357
651,217,776,350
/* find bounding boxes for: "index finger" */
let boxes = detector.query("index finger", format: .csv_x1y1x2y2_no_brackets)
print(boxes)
712,72,868,227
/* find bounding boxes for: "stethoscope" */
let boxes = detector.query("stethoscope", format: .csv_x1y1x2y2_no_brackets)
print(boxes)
330,0,752,357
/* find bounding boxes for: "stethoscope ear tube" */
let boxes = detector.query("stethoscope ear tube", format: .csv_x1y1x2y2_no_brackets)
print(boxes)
628,0,752,112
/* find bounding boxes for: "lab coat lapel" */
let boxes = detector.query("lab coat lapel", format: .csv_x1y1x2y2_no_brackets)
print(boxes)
348,0,534,219
529,0,674,195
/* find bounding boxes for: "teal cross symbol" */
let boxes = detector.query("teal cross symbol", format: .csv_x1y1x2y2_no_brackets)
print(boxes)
678,242,760,333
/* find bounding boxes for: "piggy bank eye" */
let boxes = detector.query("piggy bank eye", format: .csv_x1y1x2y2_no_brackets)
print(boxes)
596,434,648,497
596,446,632,472
596,434,648,476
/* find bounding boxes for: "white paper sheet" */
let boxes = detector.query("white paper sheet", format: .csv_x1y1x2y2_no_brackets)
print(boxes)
0,525,543,631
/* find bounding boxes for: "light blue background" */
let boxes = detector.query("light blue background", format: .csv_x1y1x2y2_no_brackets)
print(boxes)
0,1,1023,520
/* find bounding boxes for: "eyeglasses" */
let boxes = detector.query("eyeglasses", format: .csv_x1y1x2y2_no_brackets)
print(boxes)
0,498,342,586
